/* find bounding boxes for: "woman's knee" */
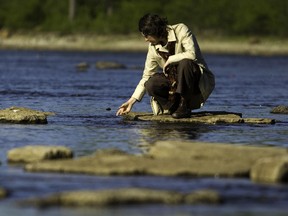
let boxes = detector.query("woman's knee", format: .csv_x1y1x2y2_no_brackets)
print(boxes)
178,59,192,71
144,78,154,94
144,74,169,96
178,59,200,75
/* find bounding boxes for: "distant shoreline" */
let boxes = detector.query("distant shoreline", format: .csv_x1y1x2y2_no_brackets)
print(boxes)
1,32,288,56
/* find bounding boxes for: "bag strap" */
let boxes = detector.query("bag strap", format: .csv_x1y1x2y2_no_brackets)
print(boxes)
157,41,176,61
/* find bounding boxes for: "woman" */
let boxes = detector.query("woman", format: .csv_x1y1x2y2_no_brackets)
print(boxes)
116,13,215,119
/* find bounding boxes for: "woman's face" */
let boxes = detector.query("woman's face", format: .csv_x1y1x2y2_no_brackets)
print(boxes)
142,34,161,46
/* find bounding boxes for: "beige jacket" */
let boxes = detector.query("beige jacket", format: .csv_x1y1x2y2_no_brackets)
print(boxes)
131,23,215,112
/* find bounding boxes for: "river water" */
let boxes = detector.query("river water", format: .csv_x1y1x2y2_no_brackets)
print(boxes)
0,50,287,216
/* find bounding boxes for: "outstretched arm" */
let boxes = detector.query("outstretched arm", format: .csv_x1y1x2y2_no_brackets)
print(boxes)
116,97,137,116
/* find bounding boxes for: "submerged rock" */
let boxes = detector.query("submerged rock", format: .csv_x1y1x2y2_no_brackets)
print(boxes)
22,188,221,207
123,111,275,124
8,145,73,163
271,105,288,114
25,141,288,180
0,106,55,124
0,187,7,199
95,61,126,69
76,62,89,71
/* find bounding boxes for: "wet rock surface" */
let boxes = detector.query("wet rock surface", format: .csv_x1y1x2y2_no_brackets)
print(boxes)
22,188,221,207
271,105,288,114
8,145,73,163
123,111,275,124
0,106,55,124
25,141,288,182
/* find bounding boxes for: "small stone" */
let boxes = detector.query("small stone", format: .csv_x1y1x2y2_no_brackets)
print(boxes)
106,107,111,111
271,105,288,114
76,62,89,71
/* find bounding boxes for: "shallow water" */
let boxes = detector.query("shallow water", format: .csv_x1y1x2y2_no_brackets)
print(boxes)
0,50,288,215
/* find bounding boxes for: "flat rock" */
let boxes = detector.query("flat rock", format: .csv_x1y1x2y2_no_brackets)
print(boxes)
25,142,288,179
8,145,73,163
0,106,54,124
22,188,221,207
271,105,288,114
123,111,275,124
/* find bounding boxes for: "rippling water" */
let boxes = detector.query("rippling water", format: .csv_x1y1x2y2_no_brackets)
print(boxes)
0,50,288,216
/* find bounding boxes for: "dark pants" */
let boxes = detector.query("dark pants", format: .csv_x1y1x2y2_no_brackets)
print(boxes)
144,59,201,109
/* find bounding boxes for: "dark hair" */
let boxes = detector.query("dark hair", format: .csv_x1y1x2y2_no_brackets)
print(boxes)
138,13,168,38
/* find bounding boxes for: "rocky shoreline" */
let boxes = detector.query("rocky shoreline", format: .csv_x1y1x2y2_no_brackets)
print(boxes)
1,32,288,55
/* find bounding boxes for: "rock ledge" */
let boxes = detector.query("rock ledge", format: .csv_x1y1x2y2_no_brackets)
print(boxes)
8,145,73,163
123,111,275,124
25,141,288,183
22,188,221,207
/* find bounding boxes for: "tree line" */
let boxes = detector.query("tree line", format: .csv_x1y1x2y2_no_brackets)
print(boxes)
0,0,287,37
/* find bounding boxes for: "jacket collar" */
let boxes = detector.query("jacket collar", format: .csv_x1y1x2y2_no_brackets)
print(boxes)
154,25,176,53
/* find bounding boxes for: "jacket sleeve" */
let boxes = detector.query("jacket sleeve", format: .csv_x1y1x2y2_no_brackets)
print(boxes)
166,23,196,65
131,45,159,101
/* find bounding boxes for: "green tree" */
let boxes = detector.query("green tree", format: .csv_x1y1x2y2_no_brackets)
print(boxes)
1,0,45,30
232,0,284,36
0,0,287,36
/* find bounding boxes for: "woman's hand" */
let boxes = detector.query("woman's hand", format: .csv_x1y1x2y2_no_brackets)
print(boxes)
163,57,173,74
163,61,170,73
116,97,137,116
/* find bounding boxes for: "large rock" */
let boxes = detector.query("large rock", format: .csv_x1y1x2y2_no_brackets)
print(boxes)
148,141,288,177
123,111,275,124
25,142,288,179
22,188,221,207
271,105,288,114
251,156,288,183
26,149,159,175
8,145,73,163
0,106,54,124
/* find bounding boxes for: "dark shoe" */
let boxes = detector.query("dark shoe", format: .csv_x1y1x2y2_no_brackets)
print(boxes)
171,97,191,119
168,94,181,114
162,94,181,115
